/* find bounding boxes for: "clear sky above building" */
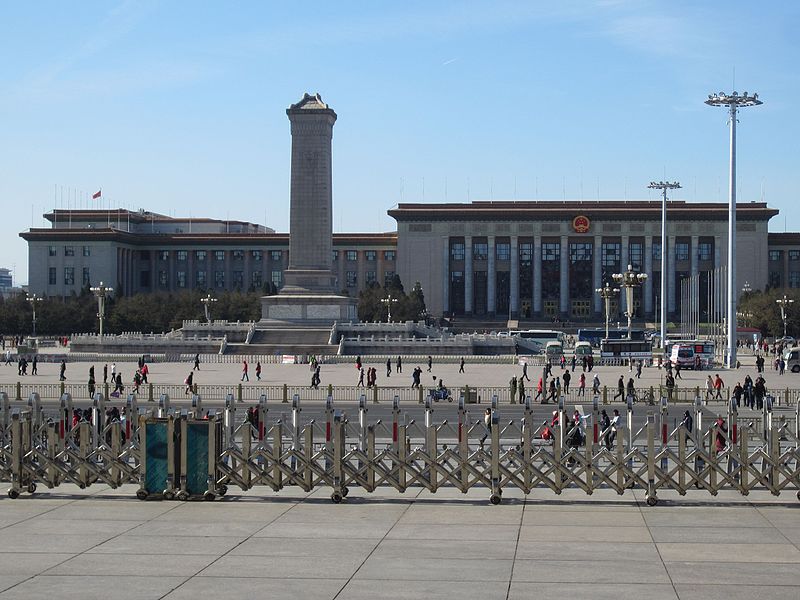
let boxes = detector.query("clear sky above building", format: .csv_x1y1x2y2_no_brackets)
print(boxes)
2,0,798,285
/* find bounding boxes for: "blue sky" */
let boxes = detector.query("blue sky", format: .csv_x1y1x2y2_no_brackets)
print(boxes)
2,1,798,285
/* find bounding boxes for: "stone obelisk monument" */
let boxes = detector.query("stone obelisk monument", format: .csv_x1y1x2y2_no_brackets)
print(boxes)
261,93,356,322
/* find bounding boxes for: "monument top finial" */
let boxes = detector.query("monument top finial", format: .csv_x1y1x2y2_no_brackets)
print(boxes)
287,93,336,117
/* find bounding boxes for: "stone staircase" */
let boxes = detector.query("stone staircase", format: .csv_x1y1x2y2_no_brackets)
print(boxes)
224,326,335,356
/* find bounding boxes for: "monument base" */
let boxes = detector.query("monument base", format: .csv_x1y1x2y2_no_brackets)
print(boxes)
260,293,357,324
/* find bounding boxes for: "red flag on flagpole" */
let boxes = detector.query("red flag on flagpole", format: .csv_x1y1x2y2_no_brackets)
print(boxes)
92,190,102,199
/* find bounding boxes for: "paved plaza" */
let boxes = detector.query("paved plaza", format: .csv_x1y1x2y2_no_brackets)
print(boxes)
0,484,798,599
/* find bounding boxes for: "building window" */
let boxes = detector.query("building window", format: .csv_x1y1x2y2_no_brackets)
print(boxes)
384,250,396,261
252,250,262,261
177,271,187,288
602,243,620,267
271,270,283,288
232,270,243,288
332,250,339,261
769,271,782,288
473,242,488,260
82,246,91,257
251,271,262,287
345,250,358,262
48,246,57,257
196,250,207,261
64,246,75,257
64,267,75,285
676,243,689,261
571,300,591,318
159,250,169,261
384,270,395,287
48,267,56,285
365,250,376,261
652,242,662,261
139,271,150,288
196,271,206,287
769,250,783,262
158,271,168,286
177,250,188,261
346,271,357,287
450,242,465,261
82,267,90,286
214,250,225,261
543,300,558,318
629,243,643,269
270,250,282,261
496,243,510,261
215,271,225,288
542,243,560,262
698,242,712,261
569,243,592,263
519,243,532,262
789,271,800,288
232,250,244,260
366,271,376,284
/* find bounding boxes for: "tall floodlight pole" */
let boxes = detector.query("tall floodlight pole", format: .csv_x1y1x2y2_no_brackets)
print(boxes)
381,295,399,323
648,181,681,352
595,282,620,339
612,265,648,339
26,294,43,337
776,295,794,338
705,90,762,368
200,293,217,323
89,282,113,341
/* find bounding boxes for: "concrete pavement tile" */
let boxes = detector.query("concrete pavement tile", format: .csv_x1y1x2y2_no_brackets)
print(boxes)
86,535,244,555
665,560,800,585
386,523,520,541
230,537,377,558
0,577,30,595
649,526,788,544
0,575,186,600
656,542,800,563
370,538,517,560
198,555,360,579
398,504,523,525
339,579,508,599
0,533,116,554
126,519,264,537
522,509,645,526
0,554,75,576
354,557,513,582
518,525,652,543
753,508,800,528
780,527,800,546
255,520,393,539
2,519,136,536
274,505,408,524
155,502,293,522
161,576,345,599
515,540,660,562
45,553,218,577
642,509,773,528
37,502,176,521
512,559,670,584
509,582,678,599
674,584,800,600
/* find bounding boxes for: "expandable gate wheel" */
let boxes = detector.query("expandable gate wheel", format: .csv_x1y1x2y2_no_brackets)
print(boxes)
331,492,343,504
136,490,149,501
490,494,501,505
645,494,658,507
7,489,19,499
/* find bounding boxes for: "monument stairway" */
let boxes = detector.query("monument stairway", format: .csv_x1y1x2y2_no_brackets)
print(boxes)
225,327,335,356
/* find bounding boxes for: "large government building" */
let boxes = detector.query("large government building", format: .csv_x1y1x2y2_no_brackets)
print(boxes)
21,199,798,323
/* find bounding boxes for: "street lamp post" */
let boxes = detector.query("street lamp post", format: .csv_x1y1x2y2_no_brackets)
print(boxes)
26,294,43,337
200,293,217,323
612,264,648,339
776,294,794,338
89,282,113,341
705,90,763,369
648,181,681,351
595,282,620,339
381,295,399,323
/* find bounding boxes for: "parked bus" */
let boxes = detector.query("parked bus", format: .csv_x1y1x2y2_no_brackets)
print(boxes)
668,340,716,369
573,341,594,359
600,338,653,360
577,328,644,346
515,329,565,353
545,341,565,362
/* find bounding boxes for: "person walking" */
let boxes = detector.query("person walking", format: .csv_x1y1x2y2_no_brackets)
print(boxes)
600,409,611,449
636,360,643,379
386,357,392,377
547,378,557,403
535,377,544,402
111,362,117,380
522,361,530,381
427,355,432,372
255,361,262,381
459,357,465,373
608,409,621,449
577,372,586,397
509,376,518,404
680,410,693,434
193,354,200,370
357,367,365,387
479,408,492,448
592,373,601,395
88,372,96,399
626,377,636,402
241,360,249,382
562,370,571,395
613,375,625,401
59,360,67,381
31,355,38,375
184,370,194,395
713,374,725,400
396,356,402,374
705,375,714,401
103,363,108,384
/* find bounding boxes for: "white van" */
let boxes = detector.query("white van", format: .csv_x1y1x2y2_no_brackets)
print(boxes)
545,341,564,362
574,341,593,359
784,347,800,373
670,343,695,368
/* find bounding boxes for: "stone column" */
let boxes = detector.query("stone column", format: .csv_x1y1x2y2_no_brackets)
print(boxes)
510,235,519,318
620,235,629,314
644,236,653,315
559,235,569,315
593,235,602,314
464,235,473,315
442,237,450,315
532,236,542,315
667,236,676,314
691,235,700,276
487,235,496,315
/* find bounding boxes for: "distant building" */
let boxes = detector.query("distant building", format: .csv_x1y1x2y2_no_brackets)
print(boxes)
0,268,12,293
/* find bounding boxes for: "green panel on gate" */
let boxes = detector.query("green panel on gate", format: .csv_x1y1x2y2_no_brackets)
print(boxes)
186,423,209,496
145,422,168,494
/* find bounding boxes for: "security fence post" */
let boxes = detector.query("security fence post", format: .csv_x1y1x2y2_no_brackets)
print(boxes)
148,383,153,402
191,394,202,419
522,395,533,493
282,383,288,403
224,394,235,449
291,394,301,474
258,394,269,443
425,397,437,491
645,414,657,505
555,395,566,493
660,395,669,473
325,396,334,472
158,394,170,419
15,381,21,402
489,403,501,504
331,410,345,502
